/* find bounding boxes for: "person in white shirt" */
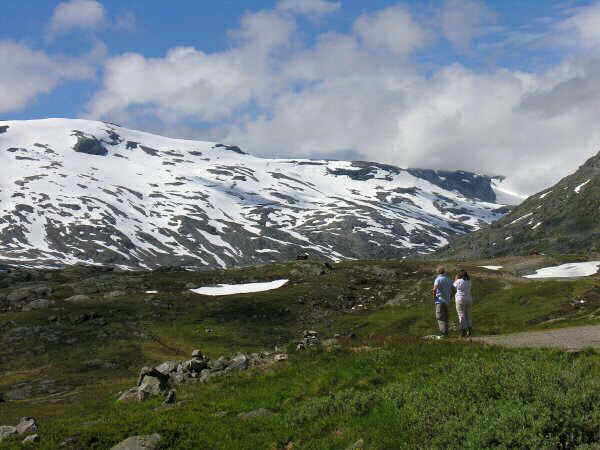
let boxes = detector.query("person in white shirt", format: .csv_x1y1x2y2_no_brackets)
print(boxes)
453,270,473,337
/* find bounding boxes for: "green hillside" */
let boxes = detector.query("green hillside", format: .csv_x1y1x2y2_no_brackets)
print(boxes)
439,151,600,259
1,258,600,448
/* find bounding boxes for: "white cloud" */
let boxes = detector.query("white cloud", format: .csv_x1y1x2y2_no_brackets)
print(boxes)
87,2,600,197
556,2,600,48
440,0,496,50
277,0,340,16
89,10,295,121
48,0,106,37
0,41,95,113
353,5,429,55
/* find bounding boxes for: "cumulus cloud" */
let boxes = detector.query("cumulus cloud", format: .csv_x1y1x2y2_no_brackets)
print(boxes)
0,41,95,113
48,0,106,37
440,0,497,50
277,0,340,16
353,5,430,55
87,1,600,197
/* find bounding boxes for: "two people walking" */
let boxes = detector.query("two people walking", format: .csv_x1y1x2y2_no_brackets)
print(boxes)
432,266,473,338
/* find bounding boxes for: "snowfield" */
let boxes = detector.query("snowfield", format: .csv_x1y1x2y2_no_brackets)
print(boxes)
479,265,503,271
190,279,289,296
524,261,600,279
0,118,510,269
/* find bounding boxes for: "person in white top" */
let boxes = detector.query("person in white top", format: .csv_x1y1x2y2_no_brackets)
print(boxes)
453,270,473,337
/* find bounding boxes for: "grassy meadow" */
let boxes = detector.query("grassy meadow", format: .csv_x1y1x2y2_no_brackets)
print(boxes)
1,256,600,448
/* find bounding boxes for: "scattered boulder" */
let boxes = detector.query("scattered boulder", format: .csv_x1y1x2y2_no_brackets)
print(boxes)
16,417,38,435
0,426,17,442
22,434,39,444
227,353,249,371
119,349,286,403
111,433,162,450
347,438,365,450
154,361,179,376
104,290,126,299
117,388,142,403
137,367,169,396
296,330,320,350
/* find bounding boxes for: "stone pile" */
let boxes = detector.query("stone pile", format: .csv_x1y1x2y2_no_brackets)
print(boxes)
118,349,287,403
296,330,321,350
0,417,38,444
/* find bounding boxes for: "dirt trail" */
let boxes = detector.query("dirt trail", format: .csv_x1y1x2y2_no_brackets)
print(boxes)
474,325,600,351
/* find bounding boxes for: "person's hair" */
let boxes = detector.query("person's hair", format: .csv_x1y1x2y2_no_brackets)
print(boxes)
457,270,470,281
437,266,445,274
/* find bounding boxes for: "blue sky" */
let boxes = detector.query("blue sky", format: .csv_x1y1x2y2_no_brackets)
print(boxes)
2,0,600,194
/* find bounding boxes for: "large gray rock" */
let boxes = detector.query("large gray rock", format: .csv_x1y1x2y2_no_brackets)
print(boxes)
117,388,142,403
154,361,180,376
16,417,37,435
22,434,39,444
227,353,249,371
138,375,167,396
181,358,208,373
111,433,162,450
0,426,17,442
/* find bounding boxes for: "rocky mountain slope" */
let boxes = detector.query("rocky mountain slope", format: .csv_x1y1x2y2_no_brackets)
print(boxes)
439,150,600,258
0,119,511,269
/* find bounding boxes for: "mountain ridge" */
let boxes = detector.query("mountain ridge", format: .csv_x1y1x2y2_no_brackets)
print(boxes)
1,118,510,269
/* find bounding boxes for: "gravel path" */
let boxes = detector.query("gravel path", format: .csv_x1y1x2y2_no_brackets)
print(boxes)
474,325,600,351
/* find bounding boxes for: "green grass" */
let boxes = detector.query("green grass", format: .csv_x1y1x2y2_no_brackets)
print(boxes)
2,341,600,449
1,258,600,448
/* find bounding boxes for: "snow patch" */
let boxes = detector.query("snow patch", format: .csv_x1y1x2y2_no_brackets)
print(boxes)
574,179,591,194
190,279,289,296
524,261,600,279
509,212,533,225
479,265,503,270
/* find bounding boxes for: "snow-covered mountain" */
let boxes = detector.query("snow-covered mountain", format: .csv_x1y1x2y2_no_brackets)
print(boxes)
0,119,510,269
